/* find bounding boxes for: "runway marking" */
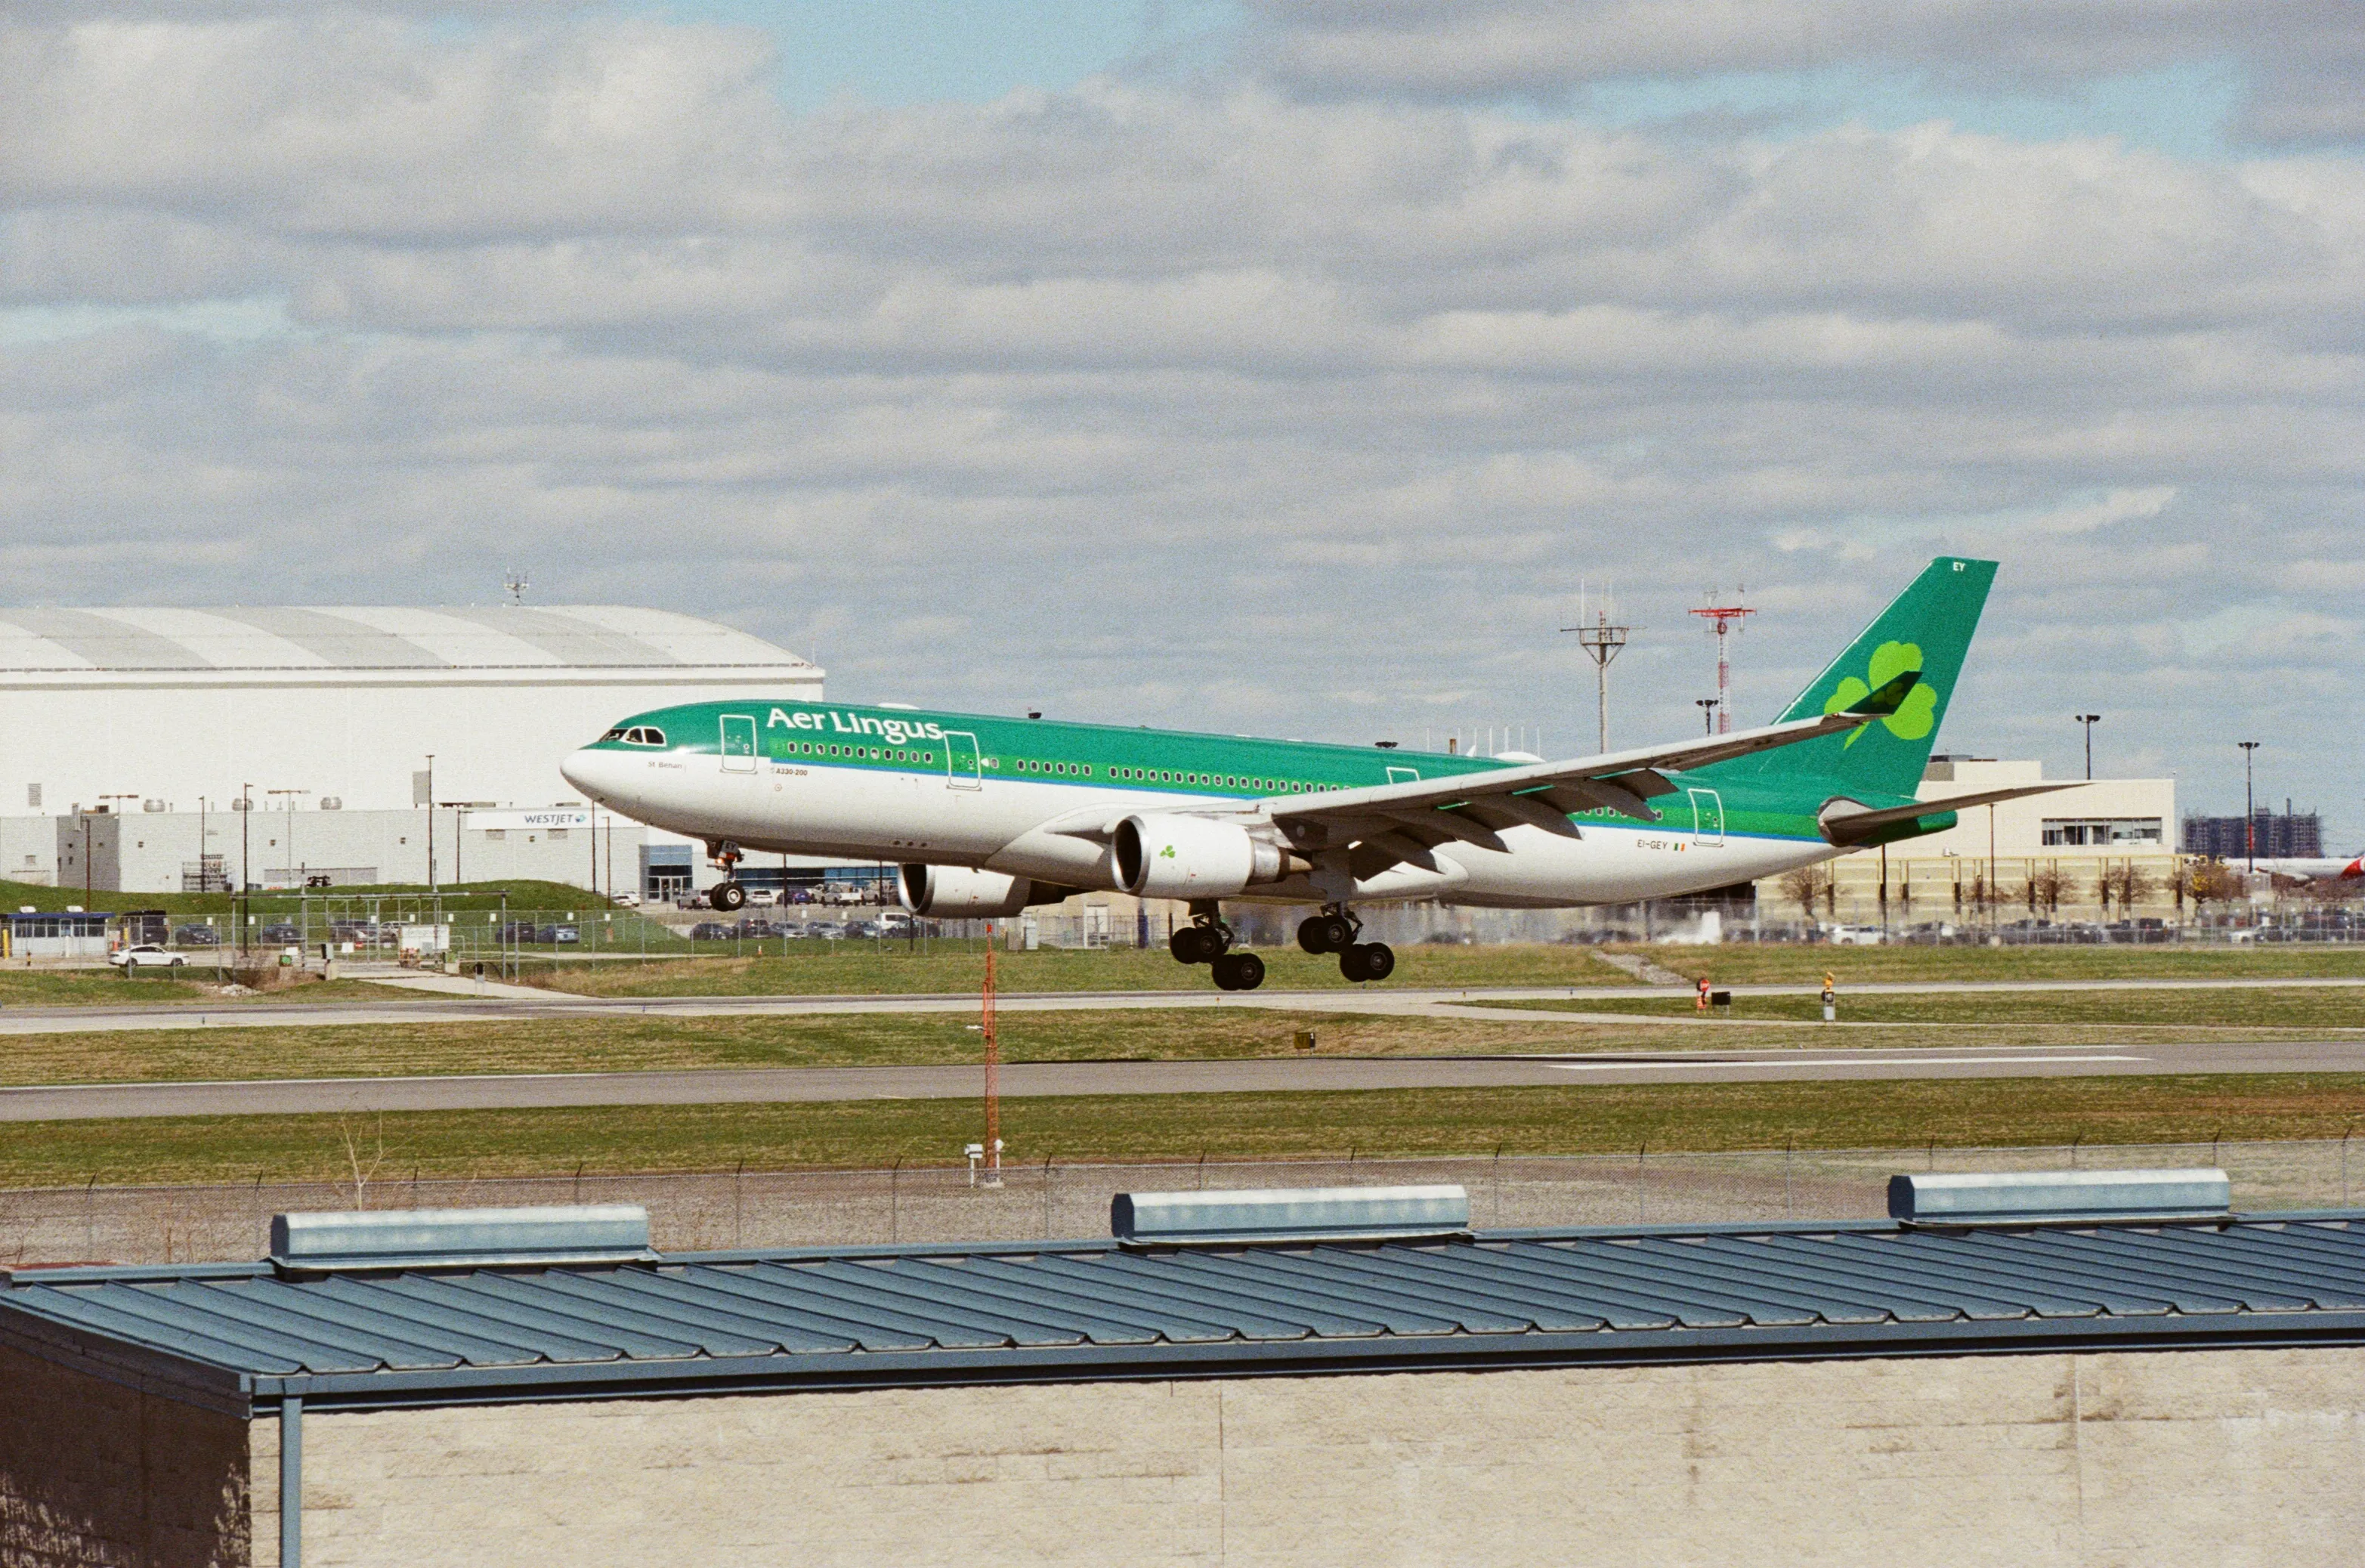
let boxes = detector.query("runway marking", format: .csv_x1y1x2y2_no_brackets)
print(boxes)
1549,1053,2147,1072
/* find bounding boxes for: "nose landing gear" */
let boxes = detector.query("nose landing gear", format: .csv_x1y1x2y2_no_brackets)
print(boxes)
1167,901,1266,991
1296,903,1393,983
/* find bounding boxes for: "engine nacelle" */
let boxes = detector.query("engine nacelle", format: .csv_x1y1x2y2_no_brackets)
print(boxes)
1113,815,1291,899
898,864,1073,917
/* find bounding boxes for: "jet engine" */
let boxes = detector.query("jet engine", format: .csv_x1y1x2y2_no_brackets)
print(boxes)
1113,815,1297,899
898,864,1074,917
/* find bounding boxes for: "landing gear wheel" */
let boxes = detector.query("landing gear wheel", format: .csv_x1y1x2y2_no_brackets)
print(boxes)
1339,942,1395,982
710,882,747,912
1211,951,1266,991
1171,925,1229,964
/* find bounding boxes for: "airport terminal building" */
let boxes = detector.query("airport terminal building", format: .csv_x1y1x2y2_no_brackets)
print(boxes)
0,606,821,896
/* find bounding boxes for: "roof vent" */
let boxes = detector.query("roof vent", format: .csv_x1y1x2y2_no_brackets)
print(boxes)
1889,1168,2231,1226
1112,1185,1469,1246
271,1205,655,1273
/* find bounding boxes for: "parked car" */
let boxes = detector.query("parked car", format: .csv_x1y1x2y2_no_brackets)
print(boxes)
173,924,221,947
687,921,732,941
260,922,301,943
535,925,580,945
801,921,846,941
109,944,187,971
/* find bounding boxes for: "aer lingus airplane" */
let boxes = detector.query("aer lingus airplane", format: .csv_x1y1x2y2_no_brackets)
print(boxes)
561,557,2059,991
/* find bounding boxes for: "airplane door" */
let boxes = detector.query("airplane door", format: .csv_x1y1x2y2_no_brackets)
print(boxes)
944,731,982,790
719,714,757,773
1689,787,1725,846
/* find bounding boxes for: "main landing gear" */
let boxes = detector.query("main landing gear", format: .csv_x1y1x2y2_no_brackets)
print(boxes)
1169,901,1266,991
706,841,747,911
1297,905,1394,983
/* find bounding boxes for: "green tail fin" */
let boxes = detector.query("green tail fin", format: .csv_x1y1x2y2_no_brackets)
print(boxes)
1724,557,1996,798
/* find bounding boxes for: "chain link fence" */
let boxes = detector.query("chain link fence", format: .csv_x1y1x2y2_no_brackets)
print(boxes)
5,1139,2357,1269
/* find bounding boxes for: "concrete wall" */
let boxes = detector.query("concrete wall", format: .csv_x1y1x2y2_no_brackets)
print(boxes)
0,1341,249,1566
246,1346,2365,1567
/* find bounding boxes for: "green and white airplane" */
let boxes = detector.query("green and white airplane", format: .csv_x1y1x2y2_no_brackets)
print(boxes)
562,557,2057,990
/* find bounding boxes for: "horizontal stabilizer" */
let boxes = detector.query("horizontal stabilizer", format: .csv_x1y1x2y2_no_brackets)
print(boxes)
1820,783,2079,847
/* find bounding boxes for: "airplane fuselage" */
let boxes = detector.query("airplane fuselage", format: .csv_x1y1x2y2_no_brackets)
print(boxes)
562,698,1860,908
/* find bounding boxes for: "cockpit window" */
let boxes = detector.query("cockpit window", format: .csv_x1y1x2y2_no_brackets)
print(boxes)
601,728,627,743
617,726,666,747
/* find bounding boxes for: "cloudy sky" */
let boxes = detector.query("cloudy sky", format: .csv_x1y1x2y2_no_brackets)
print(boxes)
4,2,2361,837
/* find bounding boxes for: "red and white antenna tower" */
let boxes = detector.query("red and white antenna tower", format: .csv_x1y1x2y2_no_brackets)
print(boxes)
1689,589,1754,735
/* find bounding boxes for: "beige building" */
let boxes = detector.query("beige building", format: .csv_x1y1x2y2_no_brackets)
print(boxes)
6,1201,2364,1566
1758,756,2185,928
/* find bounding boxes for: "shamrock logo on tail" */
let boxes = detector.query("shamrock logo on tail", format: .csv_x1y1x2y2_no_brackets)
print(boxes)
1822,641,1938,747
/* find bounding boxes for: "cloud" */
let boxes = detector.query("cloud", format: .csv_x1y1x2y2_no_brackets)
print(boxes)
0,9,2360,833
1246,1,2365,147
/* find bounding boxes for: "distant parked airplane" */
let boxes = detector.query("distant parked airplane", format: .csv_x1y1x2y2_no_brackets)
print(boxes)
2243,858,2365,882
564,558,2057,990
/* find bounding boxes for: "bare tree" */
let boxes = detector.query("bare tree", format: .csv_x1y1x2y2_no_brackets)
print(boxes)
2099,861,2156,914
2187,858,2243,917
1779,864,1833,923
2027,865,2067,918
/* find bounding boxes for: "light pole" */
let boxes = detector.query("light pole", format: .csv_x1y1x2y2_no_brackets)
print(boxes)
97,794,138,902
2239,741,2261,872
425,754,436,894
2075,714,2101,780
1695,697,1719,735
1561,586,1633,753
240,783,253,954
267,790,310,883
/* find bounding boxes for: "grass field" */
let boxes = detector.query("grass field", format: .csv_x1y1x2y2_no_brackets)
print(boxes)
8,991,2364,1088
1482,986,2365,1030
0,971,447,1008
521,941,2365,997
9,1074,2363,1187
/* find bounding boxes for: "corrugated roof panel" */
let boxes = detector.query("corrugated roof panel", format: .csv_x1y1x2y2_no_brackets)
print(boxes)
654,1264,923,1353
1024,1252,1319,1342
1817,1232,2125,1318
1699,1234,2008,1322
1913,1231,2236,1316
5,1217,2363,1397
734,1261,1028,1350
938,1255,1242,1344
576,1269,864,1354
319,1276,626,1364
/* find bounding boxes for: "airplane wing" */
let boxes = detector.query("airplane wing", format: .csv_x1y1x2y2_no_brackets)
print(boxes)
1267,706,1890,878
1817,784,2079,847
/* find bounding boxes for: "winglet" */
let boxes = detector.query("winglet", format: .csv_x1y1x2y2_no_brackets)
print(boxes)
1844,669,1921,718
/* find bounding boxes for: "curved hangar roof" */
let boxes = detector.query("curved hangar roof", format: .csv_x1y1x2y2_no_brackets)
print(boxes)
0,606,819,688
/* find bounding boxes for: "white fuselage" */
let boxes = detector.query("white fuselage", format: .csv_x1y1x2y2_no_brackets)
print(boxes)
562,746,1838,908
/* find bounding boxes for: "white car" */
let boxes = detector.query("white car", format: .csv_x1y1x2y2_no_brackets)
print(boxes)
109,943,187,970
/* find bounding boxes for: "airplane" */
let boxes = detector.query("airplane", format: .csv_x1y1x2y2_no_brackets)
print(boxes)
561,556,2061,991
2239,858,2365,883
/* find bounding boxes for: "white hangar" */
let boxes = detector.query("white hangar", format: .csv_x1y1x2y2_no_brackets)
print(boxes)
0,606,821,889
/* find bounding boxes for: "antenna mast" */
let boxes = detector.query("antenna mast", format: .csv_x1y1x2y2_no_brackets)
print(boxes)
1689,589,1754,735
1561,580,1633,753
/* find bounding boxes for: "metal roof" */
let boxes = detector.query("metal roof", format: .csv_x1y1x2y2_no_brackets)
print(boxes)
6,1215,2363,1416
0,605,812,676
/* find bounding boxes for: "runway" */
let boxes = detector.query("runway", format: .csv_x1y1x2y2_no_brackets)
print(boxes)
3,1037,2359,1121
5,973,2364,1036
